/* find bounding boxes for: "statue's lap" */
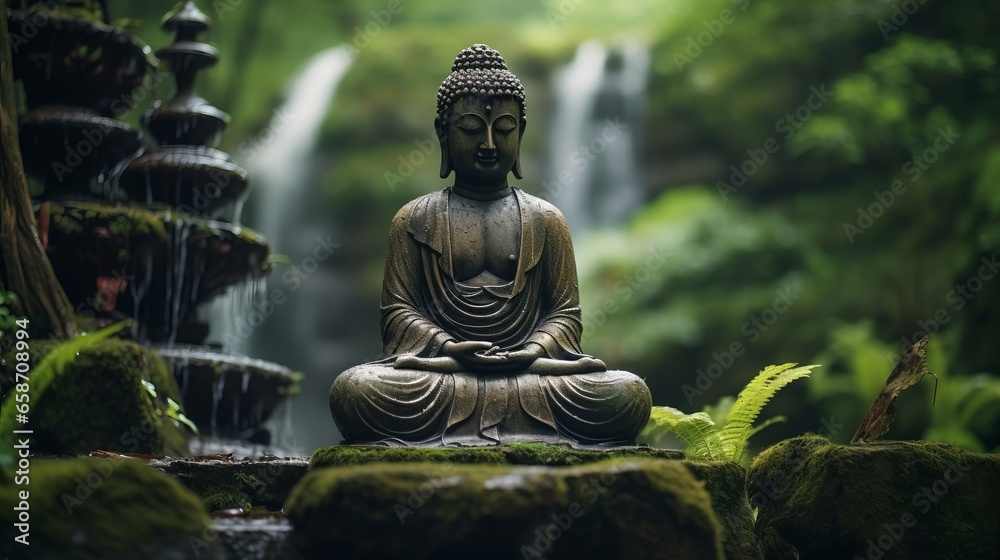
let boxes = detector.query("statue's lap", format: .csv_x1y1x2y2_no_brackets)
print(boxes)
330,364,652,446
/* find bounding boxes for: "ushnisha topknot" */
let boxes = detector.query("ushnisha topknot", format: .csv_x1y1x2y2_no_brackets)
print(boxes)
436,44,526,119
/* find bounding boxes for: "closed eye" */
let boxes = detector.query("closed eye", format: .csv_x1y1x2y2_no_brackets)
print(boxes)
455,115,484,133
493,115,517,133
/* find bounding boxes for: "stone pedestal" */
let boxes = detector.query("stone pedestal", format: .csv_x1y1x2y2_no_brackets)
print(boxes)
285,444,761,560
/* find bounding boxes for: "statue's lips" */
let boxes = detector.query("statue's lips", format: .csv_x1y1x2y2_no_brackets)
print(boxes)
476,155,498,166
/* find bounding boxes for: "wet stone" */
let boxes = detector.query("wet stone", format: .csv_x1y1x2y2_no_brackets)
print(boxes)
748,435,1000,560
285,458,726,560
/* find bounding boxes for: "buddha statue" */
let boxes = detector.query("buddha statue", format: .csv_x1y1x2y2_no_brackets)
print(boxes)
329,44,651,446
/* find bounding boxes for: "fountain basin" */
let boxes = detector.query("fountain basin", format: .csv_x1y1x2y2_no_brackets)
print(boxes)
44,201,269,343
157,346,300,440
6,10,154,115
118,145,249,219
19,106,143,199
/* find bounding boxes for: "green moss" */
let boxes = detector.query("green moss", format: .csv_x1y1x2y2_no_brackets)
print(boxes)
286,458,724,559
0,337,192,456
51,203,169,240
684,461,762,560
194,472,264,512
309,443,757,557
748,435,1000,559
309,443,684,469
0,458,215,560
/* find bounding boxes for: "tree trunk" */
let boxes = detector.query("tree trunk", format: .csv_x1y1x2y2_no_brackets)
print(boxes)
0,1,76,338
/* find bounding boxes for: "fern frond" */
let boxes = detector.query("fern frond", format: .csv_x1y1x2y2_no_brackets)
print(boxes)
719,363,818,461
746,415,786,440
648,406,723,461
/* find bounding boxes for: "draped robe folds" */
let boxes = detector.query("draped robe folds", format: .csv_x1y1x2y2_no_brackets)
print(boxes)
330,187,652,445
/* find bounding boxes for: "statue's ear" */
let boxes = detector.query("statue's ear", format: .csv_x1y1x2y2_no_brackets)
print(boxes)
435,117,452,179
512,116,527,180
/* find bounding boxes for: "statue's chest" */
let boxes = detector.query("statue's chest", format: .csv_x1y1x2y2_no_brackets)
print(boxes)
449,195,521,283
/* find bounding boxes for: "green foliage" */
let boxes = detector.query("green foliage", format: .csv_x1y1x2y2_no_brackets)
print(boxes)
0,322,127,438
0,291,23,352
644,363,816,462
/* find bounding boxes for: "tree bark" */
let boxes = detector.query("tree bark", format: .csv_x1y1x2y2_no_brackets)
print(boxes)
0,1,76,338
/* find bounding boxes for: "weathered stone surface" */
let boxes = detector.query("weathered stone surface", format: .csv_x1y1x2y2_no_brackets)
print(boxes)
311,444,761,559
0,458,220,560
150,456,308,511
0,338,190,456
286,459,725,560
686,461,762,560
748,435,1000,560
310,442,684,468
212,513,292,560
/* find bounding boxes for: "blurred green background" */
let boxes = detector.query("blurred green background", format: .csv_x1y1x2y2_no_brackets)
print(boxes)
103,0,1000,454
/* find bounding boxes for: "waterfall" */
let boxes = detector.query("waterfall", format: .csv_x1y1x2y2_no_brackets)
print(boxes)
544,42,649,236
204,46,354,355
250,46,355,250
208,44,358,452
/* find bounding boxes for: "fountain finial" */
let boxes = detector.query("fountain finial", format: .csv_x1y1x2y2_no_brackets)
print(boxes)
119,0,247,219
142,1,228,146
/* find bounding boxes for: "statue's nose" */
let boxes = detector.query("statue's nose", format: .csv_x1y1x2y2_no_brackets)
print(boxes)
479,130,496,153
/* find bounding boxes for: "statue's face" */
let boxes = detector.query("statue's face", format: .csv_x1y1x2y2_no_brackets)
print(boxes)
444,96,522,187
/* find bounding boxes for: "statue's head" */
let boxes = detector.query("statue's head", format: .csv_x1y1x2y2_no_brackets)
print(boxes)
435,44,527,185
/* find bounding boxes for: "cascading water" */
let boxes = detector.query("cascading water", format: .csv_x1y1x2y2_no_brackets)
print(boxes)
198,45,357,452
251,46,355,251
546,41,608,235
545,42,650,236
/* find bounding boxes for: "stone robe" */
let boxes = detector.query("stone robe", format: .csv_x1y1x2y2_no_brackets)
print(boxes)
330,187,651,445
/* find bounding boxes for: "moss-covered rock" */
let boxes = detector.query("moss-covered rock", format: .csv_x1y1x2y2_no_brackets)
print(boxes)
310,444,761,559
286,458,724,559
748,435,1000,560
686,461,762,560
0,337,192,455
150,456,308,512
0,458,220,560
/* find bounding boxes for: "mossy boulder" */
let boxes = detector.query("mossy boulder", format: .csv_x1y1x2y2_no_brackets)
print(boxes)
748,435,1000,560
0,337,191,455
311,444,760,559
0,458,220,560
287,458,724,559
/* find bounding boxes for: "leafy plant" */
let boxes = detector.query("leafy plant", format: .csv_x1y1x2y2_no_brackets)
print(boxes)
643,363,818,462
0,321,128,438
0,291,24,352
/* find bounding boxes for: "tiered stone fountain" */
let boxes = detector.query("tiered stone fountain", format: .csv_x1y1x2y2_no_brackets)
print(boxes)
12,1,299,452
